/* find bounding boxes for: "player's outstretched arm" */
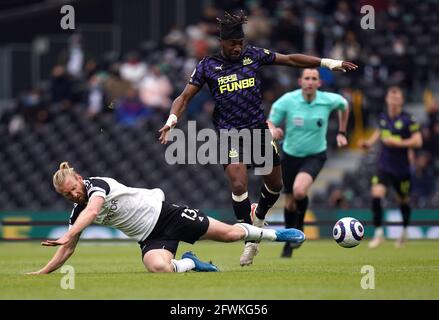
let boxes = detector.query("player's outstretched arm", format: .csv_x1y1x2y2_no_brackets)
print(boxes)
41,196,104,247
274,53,358,72
158,84,201,144
25,233,80,274
358,129,381,149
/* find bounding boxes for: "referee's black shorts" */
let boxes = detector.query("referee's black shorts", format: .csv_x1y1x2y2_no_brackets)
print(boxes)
282,151,327,193
138,202,210,258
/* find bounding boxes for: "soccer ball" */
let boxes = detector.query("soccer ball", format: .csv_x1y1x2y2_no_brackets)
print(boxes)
333,217,364,248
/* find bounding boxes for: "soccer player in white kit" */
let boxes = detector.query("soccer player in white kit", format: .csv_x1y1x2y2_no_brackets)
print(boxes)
26,162,305,274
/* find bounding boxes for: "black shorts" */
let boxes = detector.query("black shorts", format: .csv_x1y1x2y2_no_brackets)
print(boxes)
371,170,411,198
218,124,281,169
138,201,210,258
282,151,327,193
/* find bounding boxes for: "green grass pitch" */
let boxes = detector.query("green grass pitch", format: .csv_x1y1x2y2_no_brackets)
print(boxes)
1,240,438,299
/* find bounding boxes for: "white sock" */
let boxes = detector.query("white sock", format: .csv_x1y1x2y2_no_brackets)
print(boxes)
171,258,195,273
400,227,407,239
374,227,384,238
235,223,276,241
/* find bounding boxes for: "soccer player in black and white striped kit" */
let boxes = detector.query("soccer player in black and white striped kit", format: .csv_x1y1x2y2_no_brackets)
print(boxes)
26,162,305,274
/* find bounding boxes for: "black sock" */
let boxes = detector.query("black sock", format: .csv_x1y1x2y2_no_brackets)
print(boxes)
255,184,281,220
372,197,383,227
399,203,411,228
232,194,252,224
284,208,297,229
295,197,309,231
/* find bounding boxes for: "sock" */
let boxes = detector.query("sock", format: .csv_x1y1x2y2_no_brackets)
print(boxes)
295,197,309,231
255,184,281,220
399,203,411,228
284,208,297,229
235,223,276,241
232,192,252,224
171,258,195,273
399,227,407,240
374,226,384,238
372,197,383,227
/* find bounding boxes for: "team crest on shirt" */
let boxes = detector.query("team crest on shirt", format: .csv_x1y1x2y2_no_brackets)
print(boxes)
394,120,403,129
242,57,253,66
263,48,270,55
229,148,239,158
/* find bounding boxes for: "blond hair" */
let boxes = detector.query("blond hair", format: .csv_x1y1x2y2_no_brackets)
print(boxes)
53,162,76,191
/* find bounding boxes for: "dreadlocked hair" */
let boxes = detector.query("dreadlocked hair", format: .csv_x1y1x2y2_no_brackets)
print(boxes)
216,10,248,28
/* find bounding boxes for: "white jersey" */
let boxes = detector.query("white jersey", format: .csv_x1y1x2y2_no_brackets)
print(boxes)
69,177,165,241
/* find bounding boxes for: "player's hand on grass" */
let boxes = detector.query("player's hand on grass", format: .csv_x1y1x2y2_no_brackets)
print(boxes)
336,133,348,148
25,271,43,275
333,61,358,73
41,234,72,247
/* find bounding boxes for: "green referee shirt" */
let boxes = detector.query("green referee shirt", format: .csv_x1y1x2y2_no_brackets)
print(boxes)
268,89,348,157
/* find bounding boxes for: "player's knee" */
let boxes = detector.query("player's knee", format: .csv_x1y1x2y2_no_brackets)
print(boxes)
231,181,247,196
146,260,174,273
293,187,307,200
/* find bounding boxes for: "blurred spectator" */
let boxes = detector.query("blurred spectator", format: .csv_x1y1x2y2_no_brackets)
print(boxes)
66,34,85,79
328,187,349,209
185,24,210,59
411,151,435,203
19,88,48,127
139,65,173,115
115,87,152,127
103,63,131,104
86,75,105,119
49,65,73,110
119,52,148,88
186,87,214,120
200,6,220,37
244,5,271,47
303,15,323,55
272,8,303,53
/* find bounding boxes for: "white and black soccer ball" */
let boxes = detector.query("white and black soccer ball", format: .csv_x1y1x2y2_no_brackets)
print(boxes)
333,217,364,248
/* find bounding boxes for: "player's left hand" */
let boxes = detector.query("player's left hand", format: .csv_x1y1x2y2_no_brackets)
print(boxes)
25,271,43,275
382,137,402,148
336,134,348,148
333,61,358,72
41,234,72,247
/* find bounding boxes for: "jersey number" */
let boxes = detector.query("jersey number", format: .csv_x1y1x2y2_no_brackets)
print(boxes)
181,208,198,221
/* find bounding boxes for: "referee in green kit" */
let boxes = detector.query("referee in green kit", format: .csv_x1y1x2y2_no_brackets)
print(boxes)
265,68,350,258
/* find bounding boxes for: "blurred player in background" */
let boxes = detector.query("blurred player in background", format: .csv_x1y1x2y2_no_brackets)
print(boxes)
359,86,422,248
26,162,305,274
158,10,357,266
267,68,350,258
